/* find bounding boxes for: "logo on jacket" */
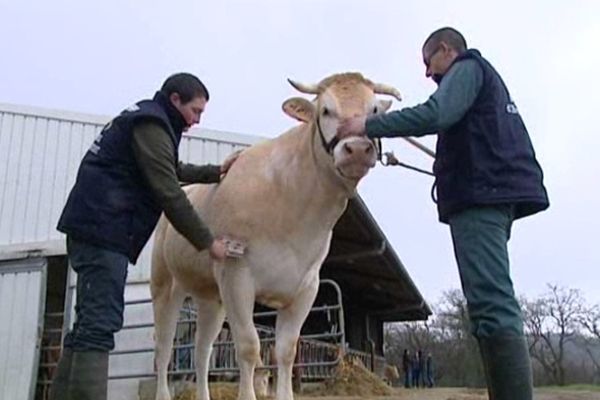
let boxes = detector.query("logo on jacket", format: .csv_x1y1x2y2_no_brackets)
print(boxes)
506,102,519,114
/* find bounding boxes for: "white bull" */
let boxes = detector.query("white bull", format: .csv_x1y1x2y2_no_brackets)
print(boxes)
151,72,401,400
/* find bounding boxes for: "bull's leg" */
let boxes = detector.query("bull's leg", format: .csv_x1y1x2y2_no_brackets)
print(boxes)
219,269,261,400
192,297,226,400
152,281,186,400
274,276,319,400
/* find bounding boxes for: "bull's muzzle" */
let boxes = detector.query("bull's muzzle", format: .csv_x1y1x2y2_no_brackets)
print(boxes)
334,137,377,180
341,140,374,158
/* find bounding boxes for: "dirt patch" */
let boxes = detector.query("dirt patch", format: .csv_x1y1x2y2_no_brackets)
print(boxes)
173,377,600,400
174,382,270,400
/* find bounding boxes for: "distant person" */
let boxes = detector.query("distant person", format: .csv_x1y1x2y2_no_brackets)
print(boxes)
402,348,411,388
49,73,240,400
338,27,549,400
411,350,422,388
426,353,434,388
417,349,425,387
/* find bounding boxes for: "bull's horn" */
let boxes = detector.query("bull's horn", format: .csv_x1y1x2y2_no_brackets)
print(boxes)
373,83,402,101
287,79,320,94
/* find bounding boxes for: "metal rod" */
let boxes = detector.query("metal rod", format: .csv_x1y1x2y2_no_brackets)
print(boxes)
402,137,436,158
123,298,153,306
109,331,344,356
253,304,341,318
119,304,342,331
107,359,343,380
45,312,64,318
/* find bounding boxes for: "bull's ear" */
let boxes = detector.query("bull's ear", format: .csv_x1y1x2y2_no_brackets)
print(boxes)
282,97,315,122
378,99,393,113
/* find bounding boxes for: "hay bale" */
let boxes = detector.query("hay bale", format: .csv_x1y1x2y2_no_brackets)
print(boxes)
304,357,392,397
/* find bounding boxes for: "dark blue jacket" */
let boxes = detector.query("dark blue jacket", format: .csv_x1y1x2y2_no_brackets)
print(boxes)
433,49,549,222
57,92,185,263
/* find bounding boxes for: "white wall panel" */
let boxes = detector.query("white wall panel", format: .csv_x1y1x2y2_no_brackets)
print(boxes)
0,258,47,400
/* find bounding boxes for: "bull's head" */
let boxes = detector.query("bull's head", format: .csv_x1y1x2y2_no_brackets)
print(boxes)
282,73,401,183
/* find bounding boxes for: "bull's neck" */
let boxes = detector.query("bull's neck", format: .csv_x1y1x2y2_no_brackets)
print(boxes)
267,123,350,227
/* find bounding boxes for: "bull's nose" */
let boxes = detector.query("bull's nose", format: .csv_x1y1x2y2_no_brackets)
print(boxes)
343,141,373,155
343,143,353,155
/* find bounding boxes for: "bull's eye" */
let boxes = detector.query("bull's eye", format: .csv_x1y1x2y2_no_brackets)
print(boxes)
322,107,330,116
372,106,378,114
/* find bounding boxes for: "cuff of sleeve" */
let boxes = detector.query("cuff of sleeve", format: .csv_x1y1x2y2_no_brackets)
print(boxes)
195,233,215,252
212,165,222,181
365,116,382,138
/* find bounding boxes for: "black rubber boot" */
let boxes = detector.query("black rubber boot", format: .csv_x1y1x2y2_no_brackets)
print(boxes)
49,348,73,400
66,351,109,400
478,334,533,400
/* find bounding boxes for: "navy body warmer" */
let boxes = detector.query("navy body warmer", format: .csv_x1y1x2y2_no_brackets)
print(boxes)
433,49,549,223
58,93,183,263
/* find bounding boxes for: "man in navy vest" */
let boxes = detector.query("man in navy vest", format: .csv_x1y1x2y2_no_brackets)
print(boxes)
50,73,239,400
339,28,549,399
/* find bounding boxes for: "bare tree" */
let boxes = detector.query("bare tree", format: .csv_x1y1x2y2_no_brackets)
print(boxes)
385,285,596,386
580,304,600,339
436,289,471,342
385,290,480,386
384,320,436,365
579,304,600,382
523,284,584,385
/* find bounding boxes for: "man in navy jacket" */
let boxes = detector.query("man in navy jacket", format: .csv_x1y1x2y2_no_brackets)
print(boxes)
51,73,238,400
339,28,549,399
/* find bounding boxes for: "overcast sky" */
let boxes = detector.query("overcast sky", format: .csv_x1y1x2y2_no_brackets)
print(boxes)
1,1,598,307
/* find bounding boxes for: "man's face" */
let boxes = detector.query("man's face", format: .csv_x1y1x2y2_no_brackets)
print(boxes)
170,93,207,131
422,41,457,85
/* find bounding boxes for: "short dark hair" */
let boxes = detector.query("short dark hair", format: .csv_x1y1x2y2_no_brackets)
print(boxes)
423,27,467,53
160,72,210,103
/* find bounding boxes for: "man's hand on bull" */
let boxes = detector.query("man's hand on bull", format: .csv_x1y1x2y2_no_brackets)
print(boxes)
209,236,247,261
209,238,228,261
337,115,367,138
220,150,242,175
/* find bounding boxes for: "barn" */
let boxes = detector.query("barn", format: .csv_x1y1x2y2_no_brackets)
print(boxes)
0,102,431,400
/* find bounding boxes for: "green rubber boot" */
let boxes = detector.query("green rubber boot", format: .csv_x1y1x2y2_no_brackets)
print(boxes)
478,334,533,400
66,351,109,400
49,348,73,400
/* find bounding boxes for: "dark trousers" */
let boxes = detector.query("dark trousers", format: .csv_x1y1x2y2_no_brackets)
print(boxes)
63,236,129,351
426,367,434,387
411,368,420,387
448,205,524,339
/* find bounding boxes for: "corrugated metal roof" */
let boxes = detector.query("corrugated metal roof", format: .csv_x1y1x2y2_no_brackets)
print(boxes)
324,197,431,321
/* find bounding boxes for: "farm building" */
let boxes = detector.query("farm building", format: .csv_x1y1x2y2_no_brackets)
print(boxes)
0,102,431,400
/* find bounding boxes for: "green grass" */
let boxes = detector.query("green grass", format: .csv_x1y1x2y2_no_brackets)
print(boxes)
538,384,600,392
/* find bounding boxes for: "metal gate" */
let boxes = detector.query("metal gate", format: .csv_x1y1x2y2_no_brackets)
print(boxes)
108,279,346,382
